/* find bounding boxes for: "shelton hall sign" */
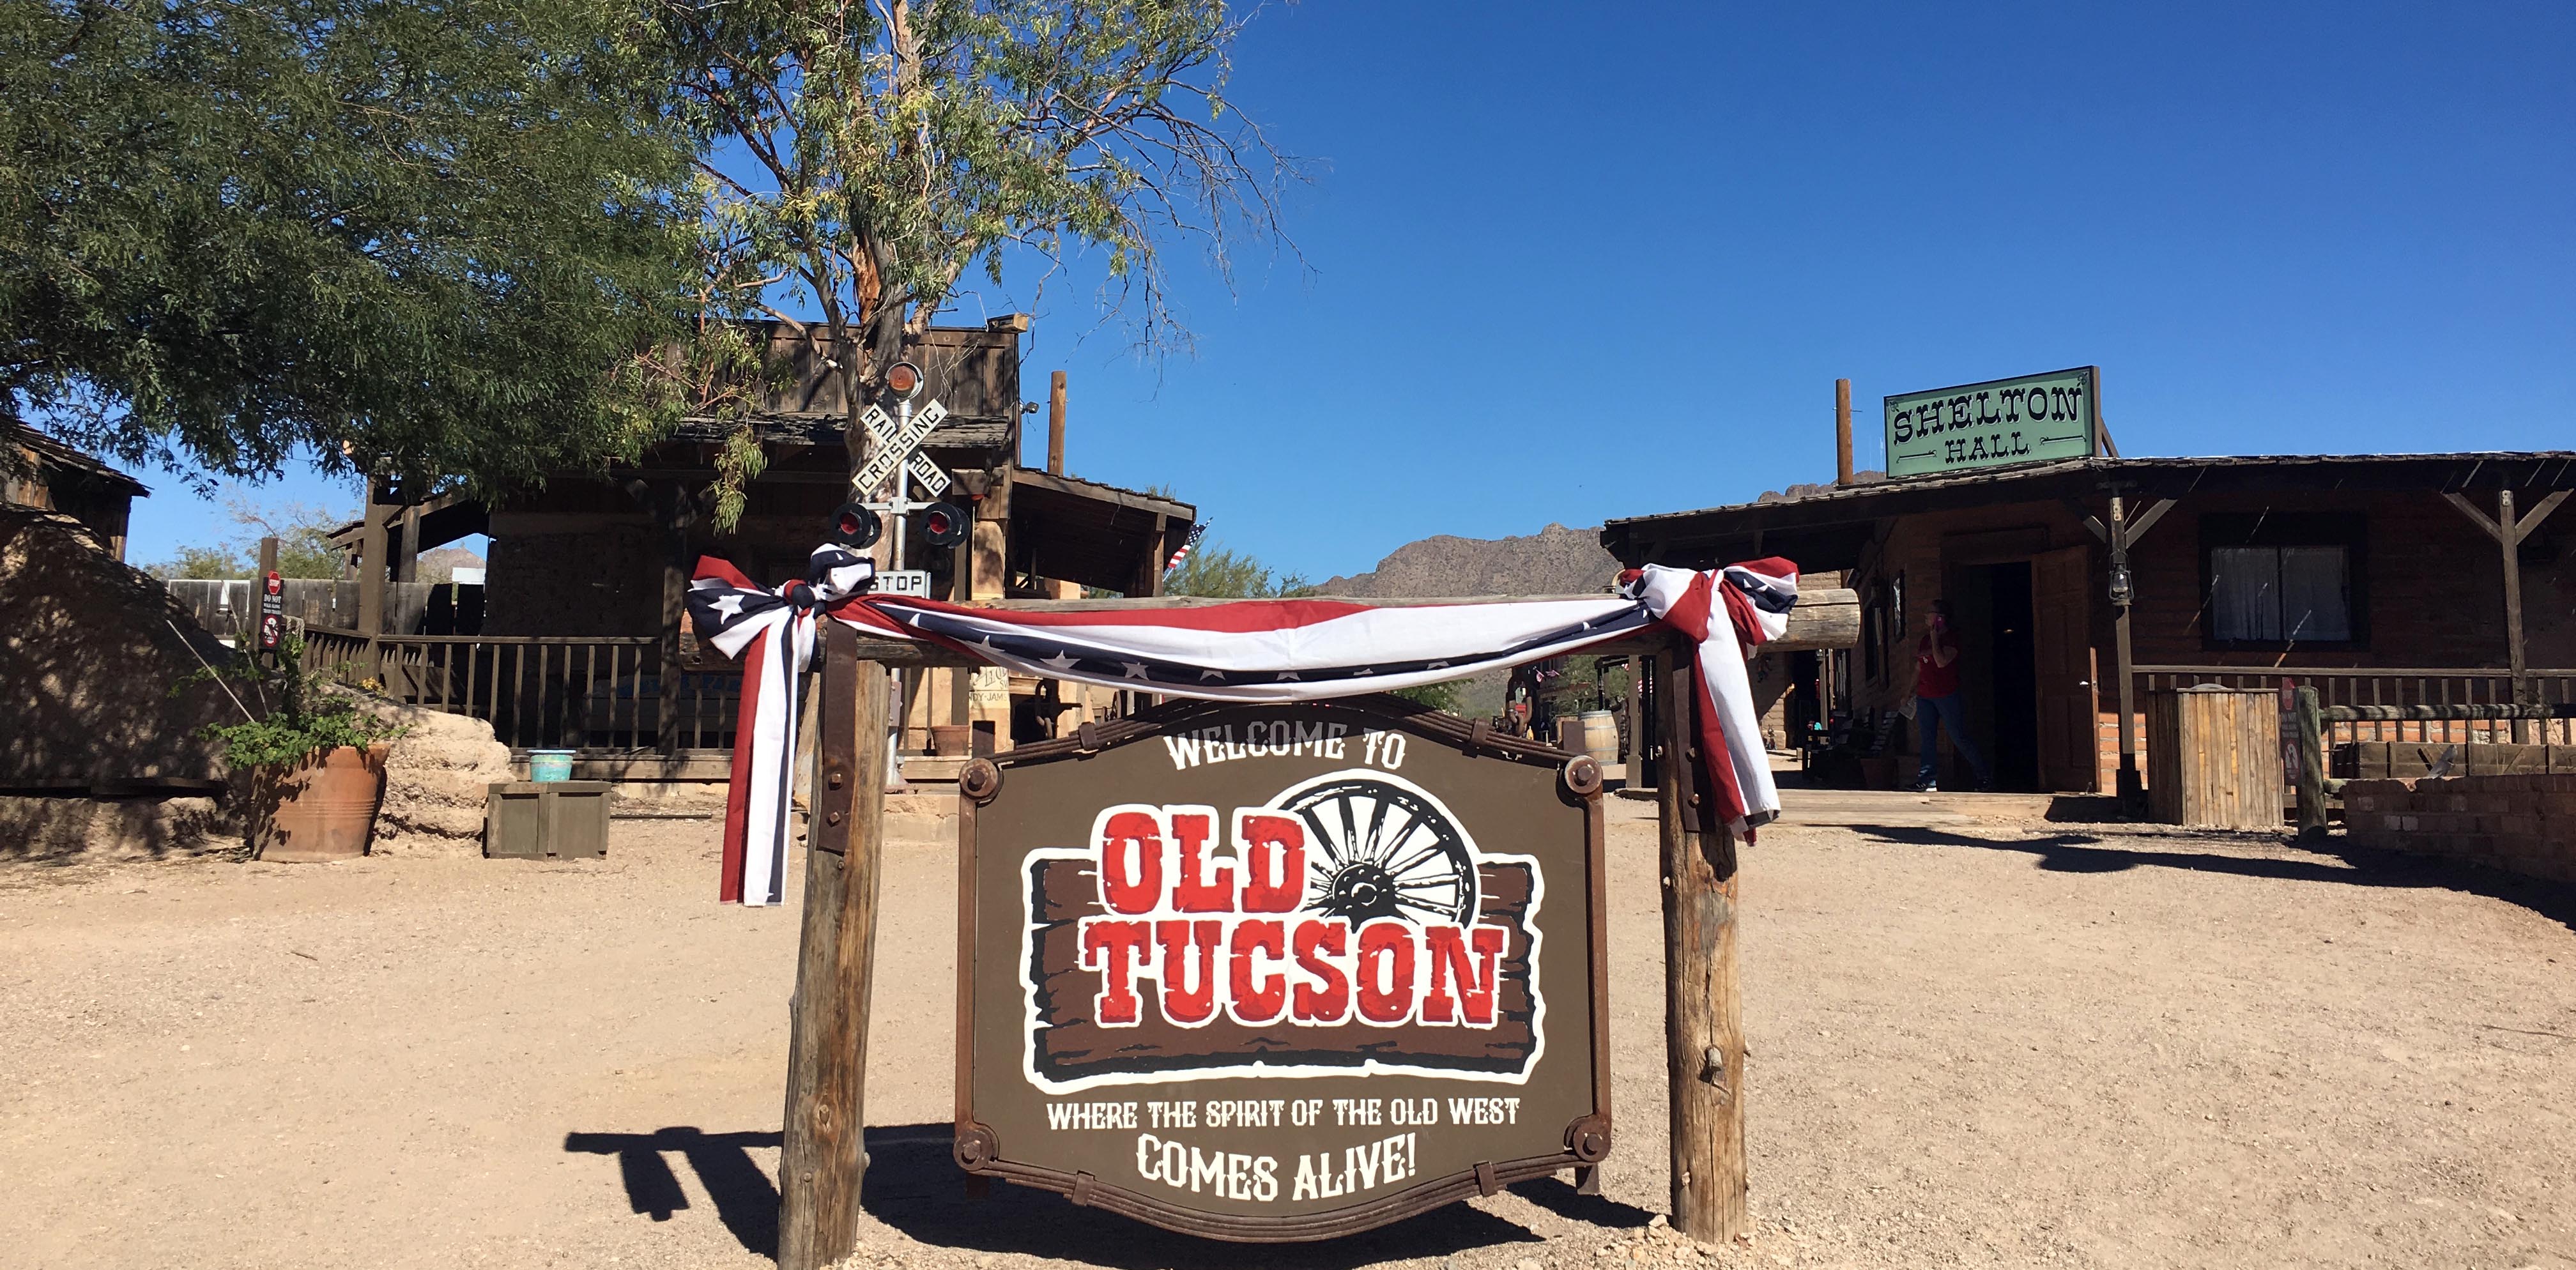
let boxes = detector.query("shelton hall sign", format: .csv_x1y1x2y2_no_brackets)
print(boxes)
952,696,1611,1241
1885,365,2101,479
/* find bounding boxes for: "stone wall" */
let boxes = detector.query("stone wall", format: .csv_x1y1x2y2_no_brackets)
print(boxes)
2342,774,2576,883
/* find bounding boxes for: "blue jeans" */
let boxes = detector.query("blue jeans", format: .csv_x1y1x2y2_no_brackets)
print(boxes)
1915,692,1989,789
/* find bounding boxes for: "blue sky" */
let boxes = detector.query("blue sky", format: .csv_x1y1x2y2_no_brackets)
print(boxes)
125,1,2576,584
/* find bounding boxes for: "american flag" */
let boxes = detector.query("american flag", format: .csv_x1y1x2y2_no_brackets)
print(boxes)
1164,521,1208,573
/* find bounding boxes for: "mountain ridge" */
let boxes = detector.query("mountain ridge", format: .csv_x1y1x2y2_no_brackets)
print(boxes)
1314,523,1621,600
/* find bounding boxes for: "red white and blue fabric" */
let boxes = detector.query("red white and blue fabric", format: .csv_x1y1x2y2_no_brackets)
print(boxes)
685,546,877,906
688,549,1798,906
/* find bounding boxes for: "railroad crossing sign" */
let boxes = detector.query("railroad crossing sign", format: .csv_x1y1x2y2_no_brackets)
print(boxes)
853,399,951,509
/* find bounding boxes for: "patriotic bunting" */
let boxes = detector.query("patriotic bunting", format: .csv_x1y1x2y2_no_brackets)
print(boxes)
687,549,1798,907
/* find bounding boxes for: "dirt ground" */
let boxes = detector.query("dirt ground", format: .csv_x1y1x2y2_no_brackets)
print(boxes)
4,794,2574,1270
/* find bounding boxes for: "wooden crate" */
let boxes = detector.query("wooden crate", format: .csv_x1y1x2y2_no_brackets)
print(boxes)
485,781,613,859
2145,686,2284,829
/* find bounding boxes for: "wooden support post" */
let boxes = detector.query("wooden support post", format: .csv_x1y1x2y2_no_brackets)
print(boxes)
2108,495,2142,811
1137,513,1169,599
394,504,422,584
1657,643,1746,1243
778,625,889,1270
1624,655,1646,786
2499,489,2529,743
355,481,393,682
2295,686,2327,837
1833,378,1853,487
1047,371,1068,475
2444,489,2569,743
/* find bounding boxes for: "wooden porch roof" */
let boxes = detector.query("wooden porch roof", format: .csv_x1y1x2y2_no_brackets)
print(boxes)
1602,452,2576,570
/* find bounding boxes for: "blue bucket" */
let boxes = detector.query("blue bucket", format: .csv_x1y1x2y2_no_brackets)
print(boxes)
528,749,576,783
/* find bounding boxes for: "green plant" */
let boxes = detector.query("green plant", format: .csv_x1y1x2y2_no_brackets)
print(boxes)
6,0,701,492
1390,678,1467,715
1166,542,1308,600
178,637,400,769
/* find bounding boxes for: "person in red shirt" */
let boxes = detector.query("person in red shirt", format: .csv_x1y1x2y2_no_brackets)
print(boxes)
1914,600,1991,792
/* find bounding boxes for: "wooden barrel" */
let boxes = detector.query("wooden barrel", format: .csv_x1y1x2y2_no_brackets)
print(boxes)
1559,710,1621,767
2145,685,2285,829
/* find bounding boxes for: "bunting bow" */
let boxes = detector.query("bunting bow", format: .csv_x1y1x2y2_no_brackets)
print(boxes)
687,550,1798,906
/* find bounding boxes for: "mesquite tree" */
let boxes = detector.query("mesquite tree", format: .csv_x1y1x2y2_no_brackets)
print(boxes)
2,0,702,491
651,0,1301,527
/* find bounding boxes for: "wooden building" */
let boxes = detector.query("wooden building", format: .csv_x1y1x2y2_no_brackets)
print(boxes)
5,425,146,560
1602,452,2576,795
319,318,1195,777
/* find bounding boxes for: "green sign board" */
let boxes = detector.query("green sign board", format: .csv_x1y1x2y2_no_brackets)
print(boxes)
1884,366,2099,479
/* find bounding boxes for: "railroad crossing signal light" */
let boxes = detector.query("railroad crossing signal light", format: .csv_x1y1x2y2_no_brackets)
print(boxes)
884,361,923,399
829,501,882,549
918,501,967,548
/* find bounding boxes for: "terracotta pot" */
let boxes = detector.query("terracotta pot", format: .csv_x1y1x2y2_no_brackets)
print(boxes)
249,744,390,862
928,724,974,758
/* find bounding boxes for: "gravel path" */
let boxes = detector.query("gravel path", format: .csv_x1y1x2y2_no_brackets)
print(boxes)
3,797,2571,1269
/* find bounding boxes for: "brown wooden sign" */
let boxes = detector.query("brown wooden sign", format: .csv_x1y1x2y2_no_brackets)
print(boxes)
953,696,1611,1241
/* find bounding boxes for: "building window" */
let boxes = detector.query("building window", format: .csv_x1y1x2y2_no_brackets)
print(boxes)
2200,513,2366,649
2211,546,2351,641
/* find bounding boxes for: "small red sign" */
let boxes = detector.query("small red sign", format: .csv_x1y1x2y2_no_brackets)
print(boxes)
258,572,286,650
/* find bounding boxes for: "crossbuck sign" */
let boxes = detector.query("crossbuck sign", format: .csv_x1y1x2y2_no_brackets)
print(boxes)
852,399,952,507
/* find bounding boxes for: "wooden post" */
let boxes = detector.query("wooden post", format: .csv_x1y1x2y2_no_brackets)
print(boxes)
2444,489,2568,743
1047,371,1068,475
394,504,422,583
1624,655,1646,786
1658,642,1746,1243
355,480,393,683
2294,686,2327,837
2108,494,2142,810
1833,378,1853,487
2499,490,2529,743
1137,513,1169,599
778,624,889,1270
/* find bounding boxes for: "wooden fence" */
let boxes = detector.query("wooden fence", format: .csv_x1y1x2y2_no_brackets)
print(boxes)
2136,665,2576,747
167,579,479,639
304,627,742,754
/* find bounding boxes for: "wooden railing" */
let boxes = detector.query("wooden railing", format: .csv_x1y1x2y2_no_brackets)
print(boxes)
2135,665,2576,746
305,627,745,753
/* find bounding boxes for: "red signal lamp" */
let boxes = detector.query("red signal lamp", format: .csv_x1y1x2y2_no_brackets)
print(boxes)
829,501,882,549
918,501,967,548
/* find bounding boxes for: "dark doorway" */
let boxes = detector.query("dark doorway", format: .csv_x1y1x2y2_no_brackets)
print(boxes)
1981,562,2039,790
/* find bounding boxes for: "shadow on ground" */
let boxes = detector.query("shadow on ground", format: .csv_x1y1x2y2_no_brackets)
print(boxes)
565,1128,784,1253
569,1124,1583,1267
1845,822,2576,931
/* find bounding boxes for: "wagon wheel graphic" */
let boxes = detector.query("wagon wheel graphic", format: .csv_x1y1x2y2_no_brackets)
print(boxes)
1275,777,1478,926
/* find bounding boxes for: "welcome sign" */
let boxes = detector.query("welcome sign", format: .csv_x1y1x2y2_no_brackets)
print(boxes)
954,698,1611,1241
1884,365,2100,478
